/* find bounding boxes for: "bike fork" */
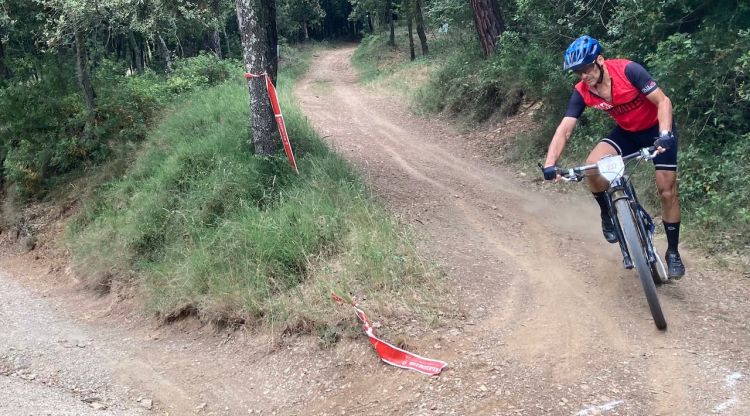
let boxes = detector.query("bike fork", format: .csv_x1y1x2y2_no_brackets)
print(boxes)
608,191,633,270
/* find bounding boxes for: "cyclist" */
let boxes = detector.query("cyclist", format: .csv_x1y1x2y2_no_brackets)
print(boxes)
541,35,685,279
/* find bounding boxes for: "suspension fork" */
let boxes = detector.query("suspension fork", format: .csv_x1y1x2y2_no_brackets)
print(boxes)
607,182,634,270
621,178,661,264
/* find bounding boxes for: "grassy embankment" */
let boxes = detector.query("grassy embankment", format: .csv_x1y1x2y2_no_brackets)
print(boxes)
67,45,443,336
351,32,749,262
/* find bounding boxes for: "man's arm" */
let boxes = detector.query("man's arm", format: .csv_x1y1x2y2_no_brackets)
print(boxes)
544,116,578,167
645,87,673,133
625,61,673,133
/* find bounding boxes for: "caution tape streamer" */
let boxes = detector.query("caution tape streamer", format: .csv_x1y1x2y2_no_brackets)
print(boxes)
332,292,448,376
244,72,298,174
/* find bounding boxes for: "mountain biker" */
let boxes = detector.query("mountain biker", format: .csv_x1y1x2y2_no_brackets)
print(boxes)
541,35,685,279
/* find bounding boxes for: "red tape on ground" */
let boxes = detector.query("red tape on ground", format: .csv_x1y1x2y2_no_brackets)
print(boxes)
244,72,298,174
332,293,448,376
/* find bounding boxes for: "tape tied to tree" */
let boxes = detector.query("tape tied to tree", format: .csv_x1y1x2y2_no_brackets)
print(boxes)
244,72,298,174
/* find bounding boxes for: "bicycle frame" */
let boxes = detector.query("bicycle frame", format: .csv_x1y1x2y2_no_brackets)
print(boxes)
606,175,660,271
552,146,661,271
546,145,669,329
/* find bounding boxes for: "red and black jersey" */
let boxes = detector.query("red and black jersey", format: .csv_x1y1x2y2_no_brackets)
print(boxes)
565,59,659,132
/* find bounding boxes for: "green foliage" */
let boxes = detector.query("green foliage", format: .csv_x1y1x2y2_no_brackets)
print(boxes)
360,0,750,252
167,53,242,94
0,64,88,195
424,0,474,31
0,53,242,197
68,57,436,327
278,0,326,41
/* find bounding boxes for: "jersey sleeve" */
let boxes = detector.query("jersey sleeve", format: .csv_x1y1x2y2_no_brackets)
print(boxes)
625,61,658,95
564,90,586,119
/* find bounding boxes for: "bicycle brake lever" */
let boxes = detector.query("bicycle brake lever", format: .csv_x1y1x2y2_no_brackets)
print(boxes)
641,146,659,160
561,168,579,182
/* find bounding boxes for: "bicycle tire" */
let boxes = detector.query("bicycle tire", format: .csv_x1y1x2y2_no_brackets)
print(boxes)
615,199,667,330
651,250,669,285
635,208,668,286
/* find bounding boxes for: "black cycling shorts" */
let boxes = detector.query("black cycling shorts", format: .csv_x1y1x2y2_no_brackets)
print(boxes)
600,123,678,171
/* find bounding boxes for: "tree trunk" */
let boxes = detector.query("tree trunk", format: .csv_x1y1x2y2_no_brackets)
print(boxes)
157,34,173,72
303,21,309,41
0,38,10,79
235,0,278,156
223,26,232,57
469,0,505,57
128,30,144,74
387,2,395,46
145,40,153,66
74,29,96,117
407,18,415,61
208,29,222,58
415,0,429,56
368,15,373,33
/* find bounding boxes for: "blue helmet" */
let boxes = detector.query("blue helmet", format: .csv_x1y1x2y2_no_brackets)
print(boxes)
563,36,602,71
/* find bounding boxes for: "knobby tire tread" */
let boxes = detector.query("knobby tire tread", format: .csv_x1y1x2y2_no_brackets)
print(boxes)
615,199,667,330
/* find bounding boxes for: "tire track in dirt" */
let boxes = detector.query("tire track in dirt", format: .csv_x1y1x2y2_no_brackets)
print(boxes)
2,44,746,416
294,46,750,415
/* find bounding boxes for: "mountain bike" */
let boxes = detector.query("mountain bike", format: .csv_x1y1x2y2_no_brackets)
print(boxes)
547,146,670,330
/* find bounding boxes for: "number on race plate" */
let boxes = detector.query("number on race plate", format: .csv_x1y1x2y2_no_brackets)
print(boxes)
597,155,625,183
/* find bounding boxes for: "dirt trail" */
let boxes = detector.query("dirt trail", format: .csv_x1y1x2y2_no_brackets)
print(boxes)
292,46,750,415
1,45,748,415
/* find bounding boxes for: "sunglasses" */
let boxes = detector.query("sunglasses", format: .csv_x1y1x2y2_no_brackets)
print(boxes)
573,62,597,75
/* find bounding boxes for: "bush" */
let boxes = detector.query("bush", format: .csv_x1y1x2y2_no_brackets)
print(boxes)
0,71,88,196
167,53,242,93
0,53,246,197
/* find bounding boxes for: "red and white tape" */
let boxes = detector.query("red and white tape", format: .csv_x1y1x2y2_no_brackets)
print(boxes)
332,293,448,376
244,72,298,174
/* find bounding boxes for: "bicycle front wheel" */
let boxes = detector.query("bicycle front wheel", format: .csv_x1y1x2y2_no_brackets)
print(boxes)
615,198,667,330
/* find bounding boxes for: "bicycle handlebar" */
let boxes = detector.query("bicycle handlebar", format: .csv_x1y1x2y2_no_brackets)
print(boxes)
545,146,659,182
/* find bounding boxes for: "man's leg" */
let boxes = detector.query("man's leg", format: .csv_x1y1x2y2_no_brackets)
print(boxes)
587,141,619,243
655,170,685,278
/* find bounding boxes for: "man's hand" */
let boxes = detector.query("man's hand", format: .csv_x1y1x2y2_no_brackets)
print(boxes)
654,131,675,154
542,165,559,181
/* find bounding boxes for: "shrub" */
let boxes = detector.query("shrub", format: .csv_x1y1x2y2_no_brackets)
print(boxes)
167,53,242,93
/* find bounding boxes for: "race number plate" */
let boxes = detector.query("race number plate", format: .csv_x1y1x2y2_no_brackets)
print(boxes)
597,155,625,183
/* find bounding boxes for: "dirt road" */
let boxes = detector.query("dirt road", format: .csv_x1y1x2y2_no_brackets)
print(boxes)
1,45,748,415
292,46,750,415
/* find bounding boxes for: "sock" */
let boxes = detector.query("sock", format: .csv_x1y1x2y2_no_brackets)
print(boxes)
663,221,680,253
593,192,609,217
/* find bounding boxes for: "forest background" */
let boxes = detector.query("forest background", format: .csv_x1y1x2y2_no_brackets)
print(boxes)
0,0,747,328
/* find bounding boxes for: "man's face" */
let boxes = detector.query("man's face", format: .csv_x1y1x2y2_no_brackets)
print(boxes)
574,59,601,86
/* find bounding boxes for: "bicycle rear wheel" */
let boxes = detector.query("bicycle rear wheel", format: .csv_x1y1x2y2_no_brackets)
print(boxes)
634,204,669,286
615,198,667,330
651,251,669,285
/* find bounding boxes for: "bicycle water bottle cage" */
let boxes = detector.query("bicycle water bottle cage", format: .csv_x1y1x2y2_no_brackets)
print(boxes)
597,155,625,183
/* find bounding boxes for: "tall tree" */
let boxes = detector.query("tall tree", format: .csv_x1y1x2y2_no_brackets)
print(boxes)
73,28,96,116
0,6,9,79
129,0,181,72
407,17,415,60
204,0,232,58
414,0,427,55
38,0,139,105
279,0,326,41
128,29,144,74
469,0,505,57
386,0,394,46
235,0,278,155
157,33,173,72
0,37,9,79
